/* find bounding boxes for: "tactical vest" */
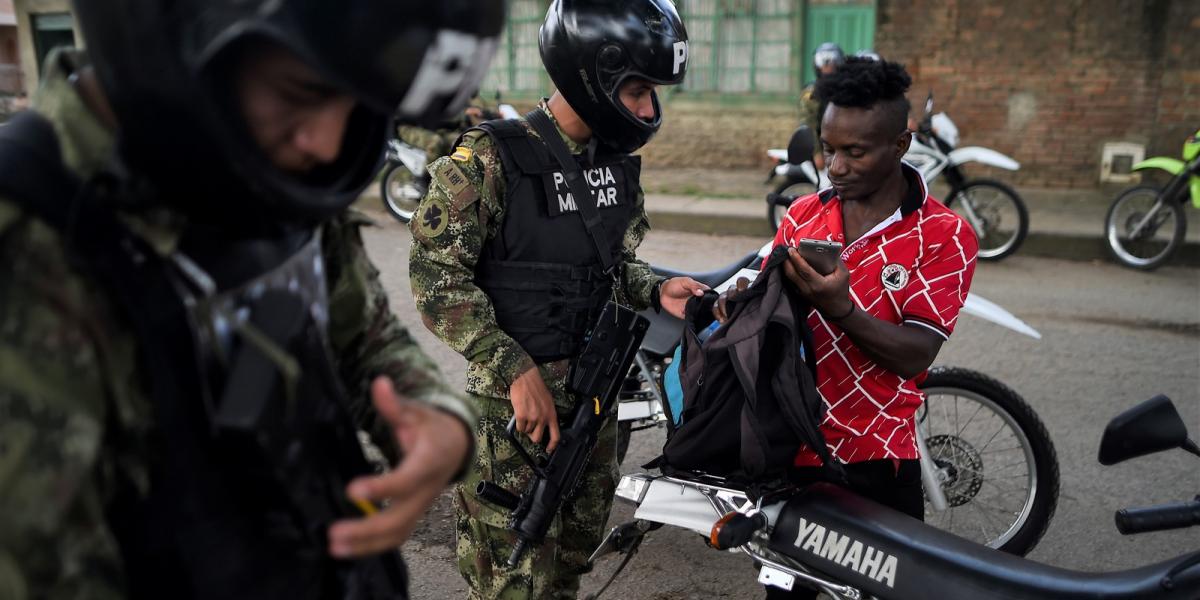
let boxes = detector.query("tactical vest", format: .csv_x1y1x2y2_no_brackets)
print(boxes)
0,112,406,599
473,117,641,363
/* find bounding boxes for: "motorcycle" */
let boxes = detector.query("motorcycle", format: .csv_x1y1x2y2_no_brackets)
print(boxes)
591,395,1200,600
1104,128,1200,270
615,242,1057,555
379,101,519,223
765,93,1029,261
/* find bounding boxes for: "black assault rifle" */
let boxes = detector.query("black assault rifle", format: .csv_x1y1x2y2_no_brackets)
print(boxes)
476,301,649,567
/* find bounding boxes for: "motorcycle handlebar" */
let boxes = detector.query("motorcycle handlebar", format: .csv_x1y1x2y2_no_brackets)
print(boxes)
1115,497,1200,535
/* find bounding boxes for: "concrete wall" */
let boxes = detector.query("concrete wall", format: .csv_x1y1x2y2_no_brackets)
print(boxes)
875,0,1200,187
14,0,79,96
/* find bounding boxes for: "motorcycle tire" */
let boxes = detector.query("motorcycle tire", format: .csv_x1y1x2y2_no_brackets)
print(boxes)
946,179,1028,261
379,162,426,223
1103,185,1187,271
917,366,1059,556
769,179,817,231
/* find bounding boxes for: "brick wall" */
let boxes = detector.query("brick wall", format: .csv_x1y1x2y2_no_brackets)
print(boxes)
875,0,1200,188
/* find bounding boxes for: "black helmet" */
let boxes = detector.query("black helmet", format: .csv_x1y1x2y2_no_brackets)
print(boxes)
71,0,505,226
539,0,688,153
813,42,846,72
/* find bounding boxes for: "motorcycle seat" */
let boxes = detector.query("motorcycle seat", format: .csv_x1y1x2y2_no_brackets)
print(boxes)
651,251,760,289
637,251,762,357
768,483,1199,600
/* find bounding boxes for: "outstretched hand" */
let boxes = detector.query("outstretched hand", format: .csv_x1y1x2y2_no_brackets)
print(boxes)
659,277,709,319
328,376,470,558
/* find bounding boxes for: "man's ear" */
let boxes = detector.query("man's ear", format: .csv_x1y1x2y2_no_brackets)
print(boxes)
895,128,911,159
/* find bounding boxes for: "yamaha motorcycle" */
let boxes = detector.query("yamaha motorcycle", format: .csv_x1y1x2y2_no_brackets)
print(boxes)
592,395,1200,599
615,243,1057,556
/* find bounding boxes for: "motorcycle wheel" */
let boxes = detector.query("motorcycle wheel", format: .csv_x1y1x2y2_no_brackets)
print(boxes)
769,180,817,231
379,162,427,223
917,366,1058,556
1104,185,1187,271
946,179,1028,261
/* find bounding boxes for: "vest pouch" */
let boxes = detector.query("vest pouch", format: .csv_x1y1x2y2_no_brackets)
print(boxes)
476,259,610,363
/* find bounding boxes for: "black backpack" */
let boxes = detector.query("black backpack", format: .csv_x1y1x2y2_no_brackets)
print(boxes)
659,246,840,483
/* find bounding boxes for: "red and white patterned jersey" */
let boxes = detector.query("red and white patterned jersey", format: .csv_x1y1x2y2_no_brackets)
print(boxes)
771,165,979,465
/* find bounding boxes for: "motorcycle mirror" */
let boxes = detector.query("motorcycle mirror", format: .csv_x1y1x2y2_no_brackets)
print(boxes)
1098,395,1200,465
787,125,816,165
924,91,934,115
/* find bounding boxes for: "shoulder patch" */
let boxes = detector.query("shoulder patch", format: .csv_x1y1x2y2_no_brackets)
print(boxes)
451,146,473,162
431,159,479,210
416,196,449,239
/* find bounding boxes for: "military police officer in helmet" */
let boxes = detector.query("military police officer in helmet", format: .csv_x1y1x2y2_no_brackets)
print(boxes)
0,1,504,598
410,0,705,597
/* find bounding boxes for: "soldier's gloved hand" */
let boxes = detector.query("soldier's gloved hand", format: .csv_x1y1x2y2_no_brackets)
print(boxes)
327,376,470,558
510,367,561,453
659,276,709,320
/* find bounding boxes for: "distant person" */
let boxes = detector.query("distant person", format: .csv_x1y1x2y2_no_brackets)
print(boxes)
798,42,845,171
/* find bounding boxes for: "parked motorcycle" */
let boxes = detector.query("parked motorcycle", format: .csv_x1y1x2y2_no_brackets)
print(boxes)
765,93,1029,261
379,101,519,223
591,395,1200,600
1104,128,1200,270
616,243,1056,555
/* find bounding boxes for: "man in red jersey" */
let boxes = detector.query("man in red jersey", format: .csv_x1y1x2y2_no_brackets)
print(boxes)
724,57,979,599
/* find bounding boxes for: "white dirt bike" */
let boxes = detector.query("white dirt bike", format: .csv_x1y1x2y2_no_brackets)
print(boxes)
615,242,1056,556
591,395,1200,600
379,103,519,223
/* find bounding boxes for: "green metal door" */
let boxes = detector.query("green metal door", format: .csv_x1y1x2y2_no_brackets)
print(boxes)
802,3,876,86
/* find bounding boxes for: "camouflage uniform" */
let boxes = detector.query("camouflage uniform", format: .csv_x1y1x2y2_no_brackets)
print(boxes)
798,84,823,153
0,49,476,599
409,102,660,599
395,94,496,162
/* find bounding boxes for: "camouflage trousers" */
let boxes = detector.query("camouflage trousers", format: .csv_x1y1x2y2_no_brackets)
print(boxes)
455,394,619,600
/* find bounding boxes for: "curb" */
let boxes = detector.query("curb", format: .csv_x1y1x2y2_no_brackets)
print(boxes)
646,210,1200,268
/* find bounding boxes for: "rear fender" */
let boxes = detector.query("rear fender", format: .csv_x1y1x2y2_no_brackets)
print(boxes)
947,147,1020,171
1132,156,1185,176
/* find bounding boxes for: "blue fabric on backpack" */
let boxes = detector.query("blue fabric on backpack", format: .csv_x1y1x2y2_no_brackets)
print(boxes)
665,320,720,426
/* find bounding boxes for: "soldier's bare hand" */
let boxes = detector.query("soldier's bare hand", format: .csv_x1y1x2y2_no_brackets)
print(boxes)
713,276,751,323
327,376,470,558
659,277,709,319
510,367,560,453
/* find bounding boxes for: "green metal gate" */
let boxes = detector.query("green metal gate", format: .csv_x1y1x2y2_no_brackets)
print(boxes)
481,0,876,101
801,3,876,86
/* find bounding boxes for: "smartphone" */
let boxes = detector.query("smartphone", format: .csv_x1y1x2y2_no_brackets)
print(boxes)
797,238,844,275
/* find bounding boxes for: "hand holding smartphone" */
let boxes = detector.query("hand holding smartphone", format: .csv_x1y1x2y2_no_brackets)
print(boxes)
796,238,844,276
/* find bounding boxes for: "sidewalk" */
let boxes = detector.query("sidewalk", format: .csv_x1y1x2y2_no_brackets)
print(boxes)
641,168,1200,267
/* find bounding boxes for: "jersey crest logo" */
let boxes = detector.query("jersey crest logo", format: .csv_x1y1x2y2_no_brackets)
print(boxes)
881,264,909,292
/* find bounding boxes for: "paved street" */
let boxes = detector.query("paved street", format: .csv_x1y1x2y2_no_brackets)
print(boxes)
360,208,1200,598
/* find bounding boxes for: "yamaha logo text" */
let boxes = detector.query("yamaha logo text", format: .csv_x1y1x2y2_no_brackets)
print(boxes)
793,518,899,588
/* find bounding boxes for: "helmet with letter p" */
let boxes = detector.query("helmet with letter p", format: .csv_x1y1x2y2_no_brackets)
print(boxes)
539,0,689,153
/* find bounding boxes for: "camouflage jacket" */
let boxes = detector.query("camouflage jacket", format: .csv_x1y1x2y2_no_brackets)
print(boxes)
799,84,823,145
409,101,661,404
0,50,474,599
